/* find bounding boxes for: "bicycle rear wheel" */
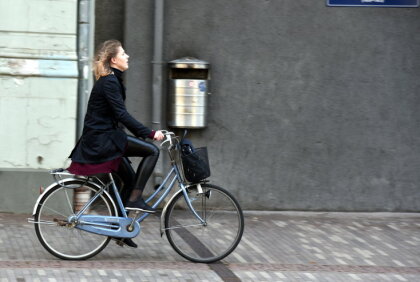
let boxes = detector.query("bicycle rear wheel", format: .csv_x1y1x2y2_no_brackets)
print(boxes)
34,180,117,260
164,183,244,263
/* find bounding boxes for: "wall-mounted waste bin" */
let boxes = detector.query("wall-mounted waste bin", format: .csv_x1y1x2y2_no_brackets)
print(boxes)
168,57,210,128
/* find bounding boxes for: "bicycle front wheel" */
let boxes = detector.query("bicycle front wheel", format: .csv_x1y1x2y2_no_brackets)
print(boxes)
34,180,117,260
165,183,244,263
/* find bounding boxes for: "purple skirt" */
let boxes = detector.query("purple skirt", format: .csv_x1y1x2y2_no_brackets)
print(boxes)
67,157,122,175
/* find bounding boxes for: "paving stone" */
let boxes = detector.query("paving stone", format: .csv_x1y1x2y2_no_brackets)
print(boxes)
1,212,420,281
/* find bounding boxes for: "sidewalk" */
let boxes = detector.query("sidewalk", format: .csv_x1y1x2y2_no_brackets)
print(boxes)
1,211,419,281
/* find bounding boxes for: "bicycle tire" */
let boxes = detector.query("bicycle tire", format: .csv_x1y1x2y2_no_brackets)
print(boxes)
34,179,117,260
164,183,244,263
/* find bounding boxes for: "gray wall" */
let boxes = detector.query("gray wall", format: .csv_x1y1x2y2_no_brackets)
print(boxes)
94,0,125,49
121,0,420,211
3,1,418,214
0,170,52,214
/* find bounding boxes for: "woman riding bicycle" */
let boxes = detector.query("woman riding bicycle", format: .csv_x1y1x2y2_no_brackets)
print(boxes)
67,40,164,247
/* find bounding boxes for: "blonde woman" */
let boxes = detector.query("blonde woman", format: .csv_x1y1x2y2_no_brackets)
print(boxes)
68,40,164,247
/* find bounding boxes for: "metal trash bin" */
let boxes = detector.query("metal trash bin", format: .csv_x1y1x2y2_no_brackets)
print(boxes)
168,57,210,128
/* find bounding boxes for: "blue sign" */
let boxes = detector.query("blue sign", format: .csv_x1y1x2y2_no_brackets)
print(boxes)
327,0,419,7
199,81,207,92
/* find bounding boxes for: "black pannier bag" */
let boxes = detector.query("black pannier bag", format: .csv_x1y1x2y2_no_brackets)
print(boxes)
180,141,211,183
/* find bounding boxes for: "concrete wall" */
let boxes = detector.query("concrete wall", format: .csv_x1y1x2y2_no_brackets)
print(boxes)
6,0,418,213
122,0,420,211
0,0,78,213
0,0,78,169
94,0,125,49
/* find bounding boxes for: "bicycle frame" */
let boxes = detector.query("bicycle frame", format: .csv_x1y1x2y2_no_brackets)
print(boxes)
31,131,207,239
32,160,207,239
30,129,244,263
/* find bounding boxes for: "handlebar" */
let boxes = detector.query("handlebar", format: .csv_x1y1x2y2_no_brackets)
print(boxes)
159,130,178,149
159,129,189,151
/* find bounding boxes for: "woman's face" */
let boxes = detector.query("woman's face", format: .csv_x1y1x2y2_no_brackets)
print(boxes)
110,46,130,71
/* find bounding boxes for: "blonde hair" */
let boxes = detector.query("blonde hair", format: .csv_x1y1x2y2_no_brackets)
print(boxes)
93,40,122,80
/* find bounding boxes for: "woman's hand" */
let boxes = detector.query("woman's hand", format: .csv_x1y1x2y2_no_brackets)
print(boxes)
153,130,165,141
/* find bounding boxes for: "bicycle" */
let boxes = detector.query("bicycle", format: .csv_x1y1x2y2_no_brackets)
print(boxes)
29,131,244,263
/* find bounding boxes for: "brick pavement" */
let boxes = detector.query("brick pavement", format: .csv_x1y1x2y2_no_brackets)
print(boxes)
0,211,419,281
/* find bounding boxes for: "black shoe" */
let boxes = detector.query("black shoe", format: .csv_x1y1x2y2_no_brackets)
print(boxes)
126,198,156,213
113,238,138,248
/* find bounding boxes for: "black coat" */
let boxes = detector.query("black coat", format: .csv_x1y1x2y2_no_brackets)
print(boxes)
70,68,152,164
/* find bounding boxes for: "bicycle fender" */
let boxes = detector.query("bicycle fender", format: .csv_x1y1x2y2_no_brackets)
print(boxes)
31,178,107,216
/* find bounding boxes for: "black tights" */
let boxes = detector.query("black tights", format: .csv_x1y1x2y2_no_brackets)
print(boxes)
117,136,159,205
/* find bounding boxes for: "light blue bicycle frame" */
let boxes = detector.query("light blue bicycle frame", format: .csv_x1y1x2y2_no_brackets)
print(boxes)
72,161,206,238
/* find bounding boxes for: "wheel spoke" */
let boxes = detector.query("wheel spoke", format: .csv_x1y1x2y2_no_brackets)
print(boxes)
63,188,75,216
165,184,244,263
38,203,70,219
34,181,116,260
164,223,204,230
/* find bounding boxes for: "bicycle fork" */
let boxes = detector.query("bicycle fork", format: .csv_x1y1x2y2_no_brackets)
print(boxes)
159,183,208,236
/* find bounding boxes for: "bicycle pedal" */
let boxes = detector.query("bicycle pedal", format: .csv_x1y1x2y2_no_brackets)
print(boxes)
115,239,125,247
126,207,156,213
152,211,162,217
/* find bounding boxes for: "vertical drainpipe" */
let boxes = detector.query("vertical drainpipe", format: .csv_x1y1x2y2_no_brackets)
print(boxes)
77,0,95,138
152,0,165,184
75,0,95,204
